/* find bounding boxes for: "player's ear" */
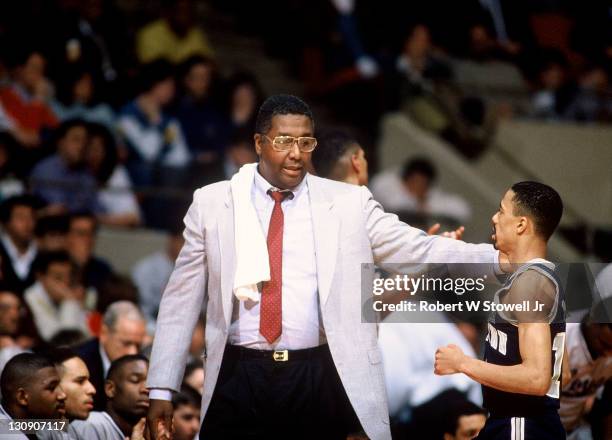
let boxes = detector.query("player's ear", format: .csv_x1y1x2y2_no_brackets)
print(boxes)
516,216,528,235
105,379,116,399
350,152,361,173
16,387,28,406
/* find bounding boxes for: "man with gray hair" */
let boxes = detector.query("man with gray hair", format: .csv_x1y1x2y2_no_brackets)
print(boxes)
76,301,147,410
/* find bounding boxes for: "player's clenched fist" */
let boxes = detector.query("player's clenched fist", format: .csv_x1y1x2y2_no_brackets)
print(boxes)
434,344,466,375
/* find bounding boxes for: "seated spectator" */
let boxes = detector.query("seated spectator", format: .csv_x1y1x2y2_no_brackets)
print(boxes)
131,226,183,332
24,251,90,341
136,0,214,64
564,64,612,122
118,60,190,188
172,385,202,440
0,290,27,374
51,66,115,129
38,348,96,439
0,45,58,149
426,392,487,440
530,50,575,120
71,354,149,440
66,212,114,292
560,298,612,439
86,123,141,227
0,353,66,429
0,195,38,293
34,214,69,252
466,23,521,63
226,70,264,135
183,359,204,395
370,158,471,225
0,133,25,201
311,129,368,185
76,301,147,411
30,119,100,214
223,131,258,179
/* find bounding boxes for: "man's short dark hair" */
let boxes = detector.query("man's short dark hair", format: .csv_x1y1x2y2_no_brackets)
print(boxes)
33,250,73,275
172,385,201,408
35,215,69,238
441,399,487,435
106,354,148,382
311,129,359,179
139,60,174,94
52,119,88,148
0,195,37,224
1,353,55,405
69,211,98,231
510,181,563,240
255,94,314,134
401,157,436,182
184,359,203,381
44,346,81,372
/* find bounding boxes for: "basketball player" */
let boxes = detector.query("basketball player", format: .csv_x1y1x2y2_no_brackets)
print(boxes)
434,181,566,439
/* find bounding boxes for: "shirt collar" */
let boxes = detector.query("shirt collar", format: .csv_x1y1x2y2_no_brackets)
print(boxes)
253,165,308,201
0,232,37,262
99,342,111,377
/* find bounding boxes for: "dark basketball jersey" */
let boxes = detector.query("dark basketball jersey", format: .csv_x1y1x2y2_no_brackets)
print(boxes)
482,260,566,418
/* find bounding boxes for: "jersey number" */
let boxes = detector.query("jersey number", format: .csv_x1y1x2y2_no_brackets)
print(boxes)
486,323,508,355
546,332,566,399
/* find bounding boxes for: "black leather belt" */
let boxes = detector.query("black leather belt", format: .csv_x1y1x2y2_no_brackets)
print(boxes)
225,344,329,362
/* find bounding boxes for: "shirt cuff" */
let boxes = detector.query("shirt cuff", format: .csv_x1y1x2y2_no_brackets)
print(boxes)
149,389,174,401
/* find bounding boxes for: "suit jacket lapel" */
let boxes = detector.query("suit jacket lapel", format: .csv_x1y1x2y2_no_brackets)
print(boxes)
308,176,339,308
219,189,236,330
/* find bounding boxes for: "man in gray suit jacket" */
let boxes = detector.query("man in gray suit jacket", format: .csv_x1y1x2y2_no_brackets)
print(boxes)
146,95,502,439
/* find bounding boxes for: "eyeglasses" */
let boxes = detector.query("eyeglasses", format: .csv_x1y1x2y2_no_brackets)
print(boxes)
262,135,317,152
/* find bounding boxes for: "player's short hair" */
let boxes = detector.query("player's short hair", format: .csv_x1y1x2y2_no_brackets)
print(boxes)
1,353,55,404
172,385,201,408
401,157,436,182
441,399,487,435
510,181,563,240
311,129,359,179
106,354,148,382
255,94,314,135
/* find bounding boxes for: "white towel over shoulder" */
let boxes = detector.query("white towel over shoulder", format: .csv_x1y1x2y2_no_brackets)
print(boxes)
230,163,270,301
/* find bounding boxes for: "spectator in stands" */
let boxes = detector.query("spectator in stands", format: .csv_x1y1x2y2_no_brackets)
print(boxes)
118,60,190,188
85,123,141,227
0,290,26,374
66,212,113,292
0,195,38,293
136,0,214,64
174,55,228,185
311,129,368,185
440,397,487,440
0,353,66,427
71,354,148,440
530,51,574,120
34,215,69,252
226,71,264,135
0,133,25,200
370,157,471,224
30,119,100,214
560,298,612,439
23,250,90,341
223,131,258,179
466,23,520,63
131,227,184,332
76,301,147,411
0,45,58,149
172,386,202,440
564,64,612,123
183,359,204,395
51,66,115,128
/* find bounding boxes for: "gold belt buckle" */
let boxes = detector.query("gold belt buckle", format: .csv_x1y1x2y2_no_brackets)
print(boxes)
273,350,289,362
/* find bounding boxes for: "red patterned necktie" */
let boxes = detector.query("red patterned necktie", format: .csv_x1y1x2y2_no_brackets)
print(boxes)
260,190,292,344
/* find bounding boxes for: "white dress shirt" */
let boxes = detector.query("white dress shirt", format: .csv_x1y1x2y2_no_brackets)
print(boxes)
228,170,322,350
0,232,37,280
